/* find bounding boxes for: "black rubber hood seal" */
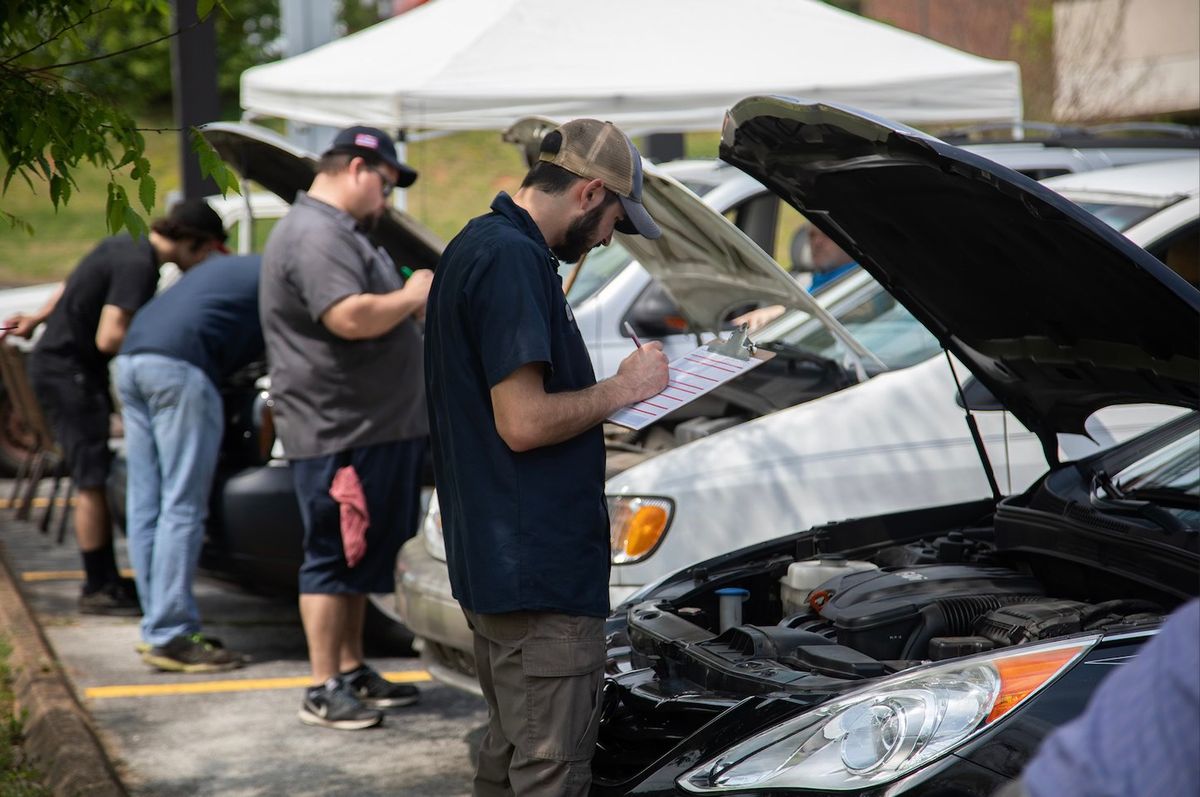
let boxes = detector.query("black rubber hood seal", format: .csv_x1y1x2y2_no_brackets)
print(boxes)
719,97,1200,455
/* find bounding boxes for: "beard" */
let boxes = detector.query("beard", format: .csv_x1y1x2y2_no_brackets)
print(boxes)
552,202,610,264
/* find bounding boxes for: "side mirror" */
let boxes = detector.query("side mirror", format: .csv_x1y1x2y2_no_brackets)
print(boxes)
624,281,689,339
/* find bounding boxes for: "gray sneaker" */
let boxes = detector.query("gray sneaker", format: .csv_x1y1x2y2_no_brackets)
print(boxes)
342,663,419,709
298,679,383,731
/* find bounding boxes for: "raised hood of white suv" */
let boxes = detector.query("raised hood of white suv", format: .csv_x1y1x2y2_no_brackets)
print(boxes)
616,164,878,366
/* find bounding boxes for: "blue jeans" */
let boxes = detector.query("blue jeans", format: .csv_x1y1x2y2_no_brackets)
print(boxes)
116,354,223,646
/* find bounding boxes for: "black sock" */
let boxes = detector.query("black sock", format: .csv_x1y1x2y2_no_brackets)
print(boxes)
81,544,118,592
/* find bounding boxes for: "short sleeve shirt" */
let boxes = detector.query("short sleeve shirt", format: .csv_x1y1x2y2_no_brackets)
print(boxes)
1022,599,1199,797
259,192,427,459
120,254,264,386
424,193,610,617
35,234,159,384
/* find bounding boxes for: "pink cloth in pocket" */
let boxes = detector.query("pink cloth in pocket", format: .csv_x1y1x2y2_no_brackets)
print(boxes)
329,465,370,567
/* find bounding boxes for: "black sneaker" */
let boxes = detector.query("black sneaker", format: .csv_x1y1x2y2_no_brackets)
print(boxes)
141,634,244,673
79,577,141,616
298,679,383,730
342,663,420,709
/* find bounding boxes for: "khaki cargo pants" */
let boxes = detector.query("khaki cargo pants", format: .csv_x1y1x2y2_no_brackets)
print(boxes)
463,609,606,797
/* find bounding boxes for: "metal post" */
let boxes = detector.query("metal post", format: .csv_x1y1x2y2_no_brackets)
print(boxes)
280,0,339,153
170,0,220,199
644,133,685,163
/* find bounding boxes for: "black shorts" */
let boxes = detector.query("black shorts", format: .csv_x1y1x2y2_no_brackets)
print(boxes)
291,438,426,595
28,355,112,490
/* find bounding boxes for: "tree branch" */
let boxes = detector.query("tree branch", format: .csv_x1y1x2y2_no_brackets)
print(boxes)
0,2,116,68
17,18,202,75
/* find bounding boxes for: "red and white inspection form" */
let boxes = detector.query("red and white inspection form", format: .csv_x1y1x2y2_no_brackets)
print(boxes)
607,345,773,431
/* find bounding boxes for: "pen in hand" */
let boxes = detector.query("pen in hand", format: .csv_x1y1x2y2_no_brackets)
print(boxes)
623,321,642,349
400,266,414,278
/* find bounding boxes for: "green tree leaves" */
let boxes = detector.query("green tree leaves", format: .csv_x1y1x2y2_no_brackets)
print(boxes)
1,1,241,236
191,127,239,195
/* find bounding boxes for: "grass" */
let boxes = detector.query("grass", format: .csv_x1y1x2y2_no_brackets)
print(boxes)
0,116,183,286
0,124,725,286
0,637,52,797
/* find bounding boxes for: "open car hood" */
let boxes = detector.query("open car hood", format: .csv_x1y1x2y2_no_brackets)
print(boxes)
500,116,877,368
720,98,1200,451
617,163,878,365
199,122,443,269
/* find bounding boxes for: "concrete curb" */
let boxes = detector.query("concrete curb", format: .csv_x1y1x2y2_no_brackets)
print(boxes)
0,539,127,797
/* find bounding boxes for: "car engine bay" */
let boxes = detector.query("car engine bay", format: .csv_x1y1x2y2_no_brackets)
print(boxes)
597,423,1199,783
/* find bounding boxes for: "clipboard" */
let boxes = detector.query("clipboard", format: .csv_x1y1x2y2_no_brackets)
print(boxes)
606,325,775,431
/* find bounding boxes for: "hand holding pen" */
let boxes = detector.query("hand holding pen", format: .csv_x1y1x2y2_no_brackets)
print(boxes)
623,321,643,349
0,315,34,342
618,321,669,402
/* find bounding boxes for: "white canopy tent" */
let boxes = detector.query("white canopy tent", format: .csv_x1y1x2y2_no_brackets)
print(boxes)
241,0,1023,133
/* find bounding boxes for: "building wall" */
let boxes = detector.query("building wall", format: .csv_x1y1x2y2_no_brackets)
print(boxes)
864,0,1199,121
1054,0,1200,119
863,0,1032,60
863,0,1054,118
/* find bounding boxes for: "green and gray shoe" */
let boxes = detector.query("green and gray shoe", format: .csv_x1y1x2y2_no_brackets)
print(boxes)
141,634,244,673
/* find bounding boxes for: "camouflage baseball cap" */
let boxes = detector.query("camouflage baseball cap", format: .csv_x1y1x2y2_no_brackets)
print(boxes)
538,119,661,239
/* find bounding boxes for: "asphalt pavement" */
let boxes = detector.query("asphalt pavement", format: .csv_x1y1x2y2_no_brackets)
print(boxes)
0,485,487,797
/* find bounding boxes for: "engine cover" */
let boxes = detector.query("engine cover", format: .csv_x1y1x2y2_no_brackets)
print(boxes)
788,565,1045,661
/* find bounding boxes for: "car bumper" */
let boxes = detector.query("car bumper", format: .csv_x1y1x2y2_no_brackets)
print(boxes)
395,532,649,696
395,535,481,692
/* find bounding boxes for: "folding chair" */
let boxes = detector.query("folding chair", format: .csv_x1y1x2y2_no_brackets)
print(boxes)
0,343,72,539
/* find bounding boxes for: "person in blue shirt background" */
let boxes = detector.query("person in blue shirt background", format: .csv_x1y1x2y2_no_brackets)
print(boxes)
115,254,264,673
805,224,859,293
733,224,860,331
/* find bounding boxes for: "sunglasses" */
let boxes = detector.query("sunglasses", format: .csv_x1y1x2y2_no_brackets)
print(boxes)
364,164,396,198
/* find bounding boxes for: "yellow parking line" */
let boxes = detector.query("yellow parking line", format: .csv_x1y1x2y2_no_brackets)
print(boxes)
85,671,432,700
21,568,136,583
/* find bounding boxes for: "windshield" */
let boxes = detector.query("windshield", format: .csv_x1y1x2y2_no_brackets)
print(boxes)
760,276,942,370
1111,429,1200,507
1074,201,1161,232
560,242,635,305
677,178,720,197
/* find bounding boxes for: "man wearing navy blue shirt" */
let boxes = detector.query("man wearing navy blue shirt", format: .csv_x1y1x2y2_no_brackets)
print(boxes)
116,254,264,672
425,119,669,796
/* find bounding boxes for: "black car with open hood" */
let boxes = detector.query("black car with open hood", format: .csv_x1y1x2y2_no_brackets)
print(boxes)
718,98,1198,462
591,99,1199,796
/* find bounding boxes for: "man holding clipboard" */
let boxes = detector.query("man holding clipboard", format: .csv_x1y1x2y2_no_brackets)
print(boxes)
425,119,667,796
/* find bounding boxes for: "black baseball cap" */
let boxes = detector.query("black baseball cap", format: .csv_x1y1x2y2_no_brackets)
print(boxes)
166,198,229,253
325,125,418,188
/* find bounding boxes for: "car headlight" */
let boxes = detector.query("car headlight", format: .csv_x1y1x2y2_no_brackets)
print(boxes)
679,635,1097,793
421,492,446,562
607,495,673,564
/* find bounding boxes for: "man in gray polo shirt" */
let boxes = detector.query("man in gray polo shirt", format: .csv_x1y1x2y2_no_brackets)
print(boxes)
260,126,432,730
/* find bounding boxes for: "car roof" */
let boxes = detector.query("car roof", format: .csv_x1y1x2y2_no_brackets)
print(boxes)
1041,157,1200,204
